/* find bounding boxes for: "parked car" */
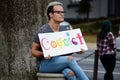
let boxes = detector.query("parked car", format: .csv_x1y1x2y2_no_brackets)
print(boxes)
116,27,120,60
116,36,120,51
60,21,73,30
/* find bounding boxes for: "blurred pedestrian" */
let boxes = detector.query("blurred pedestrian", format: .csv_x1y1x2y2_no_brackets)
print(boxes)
116,26,120,51
96,20,116,80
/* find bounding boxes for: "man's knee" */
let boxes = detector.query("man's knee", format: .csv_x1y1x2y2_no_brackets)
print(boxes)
68,71,75,76
68,56,73,61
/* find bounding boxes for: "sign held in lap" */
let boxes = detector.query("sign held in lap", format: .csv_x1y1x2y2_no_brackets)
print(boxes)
38,28,88,57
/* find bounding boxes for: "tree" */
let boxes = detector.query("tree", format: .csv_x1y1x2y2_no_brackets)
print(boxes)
76,0,92,22
0,0,52,80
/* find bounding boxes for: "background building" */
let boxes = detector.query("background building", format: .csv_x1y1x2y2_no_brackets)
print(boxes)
56,0,120,20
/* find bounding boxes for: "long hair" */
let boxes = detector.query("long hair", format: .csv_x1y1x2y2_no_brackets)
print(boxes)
97,20,112,39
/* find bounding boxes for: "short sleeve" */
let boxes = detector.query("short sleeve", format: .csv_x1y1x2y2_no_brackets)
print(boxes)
107,32,116,49
33,24,52,44
33,29,43,44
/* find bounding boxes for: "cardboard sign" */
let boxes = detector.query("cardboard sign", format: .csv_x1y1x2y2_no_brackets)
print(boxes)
38,28,88,57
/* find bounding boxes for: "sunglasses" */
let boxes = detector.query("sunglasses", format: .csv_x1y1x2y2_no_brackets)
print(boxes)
52,11,65,14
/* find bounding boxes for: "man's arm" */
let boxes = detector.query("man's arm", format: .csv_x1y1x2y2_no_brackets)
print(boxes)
31,42,44,58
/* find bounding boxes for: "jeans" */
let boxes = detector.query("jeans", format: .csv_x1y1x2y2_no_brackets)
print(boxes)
39,56,89,80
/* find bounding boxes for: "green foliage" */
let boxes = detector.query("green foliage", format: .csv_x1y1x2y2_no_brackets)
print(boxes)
73,21,119,36
112,24,119,35
75,0,92,21
73,22,119,42
76,0,92,14
73,22,101,34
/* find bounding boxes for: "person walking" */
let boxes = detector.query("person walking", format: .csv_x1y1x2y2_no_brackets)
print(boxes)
96,20,116,80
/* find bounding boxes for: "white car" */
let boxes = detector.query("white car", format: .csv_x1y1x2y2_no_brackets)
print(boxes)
116,36,120,51
116,26,120,51
116,27,120,60
60,21,73,30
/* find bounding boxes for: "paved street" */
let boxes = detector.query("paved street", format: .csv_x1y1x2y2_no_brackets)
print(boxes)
72,43,120,80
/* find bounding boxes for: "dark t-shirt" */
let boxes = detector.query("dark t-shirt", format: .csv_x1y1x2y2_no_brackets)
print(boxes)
33,23,71,63
33,23,70,45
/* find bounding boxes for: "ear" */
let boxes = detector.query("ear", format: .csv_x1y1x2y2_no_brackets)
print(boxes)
49,13,53,18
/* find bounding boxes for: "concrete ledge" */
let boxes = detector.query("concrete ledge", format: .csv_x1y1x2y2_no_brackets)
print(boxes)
37,73,66,80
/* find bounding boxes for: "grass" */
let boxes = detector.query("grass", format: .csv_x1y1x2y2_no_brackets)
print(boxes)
84,34,97,43
72,20,119,43
72,22,98,43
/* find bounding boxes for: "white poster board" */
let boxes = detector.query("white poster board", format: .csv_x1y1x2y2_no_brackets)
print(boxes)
38,28,88,57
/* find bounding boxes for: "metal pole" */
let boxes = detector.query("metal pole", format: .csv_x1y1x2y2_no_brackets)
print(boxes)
93,50,99,80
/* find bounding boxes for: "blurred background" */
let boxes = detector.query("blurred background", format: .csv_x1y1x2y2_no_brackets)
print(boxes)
56,0,120,43
0,0,120,80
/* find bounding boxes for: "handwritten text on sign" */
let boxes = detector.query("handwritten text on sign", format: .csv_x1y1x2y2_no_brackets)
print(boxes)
38,29,88,57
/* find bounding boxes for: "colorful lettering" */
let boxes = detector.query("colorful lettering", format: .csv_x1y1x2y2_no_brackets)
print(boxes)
41,38,50,50
40,32,83,50
56,37,63,48
76,33,83,44
50,41,57,48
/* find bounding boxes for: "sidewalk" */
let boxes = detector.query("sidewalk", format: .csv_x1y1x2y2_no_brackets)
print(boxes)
86,43,96,50
86,43,120,62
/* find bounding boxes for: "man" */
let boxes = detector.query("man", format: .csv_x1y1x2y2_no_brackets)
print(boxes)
31,1,89,80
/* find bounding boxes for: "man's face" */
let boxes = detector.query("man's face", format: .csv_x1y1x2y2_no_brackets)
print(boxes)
50,5,64,23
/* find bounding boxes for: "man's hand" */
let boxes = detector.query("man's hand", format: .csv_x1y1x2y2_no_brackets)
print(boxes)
76,48,85,54
44,54,51,59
